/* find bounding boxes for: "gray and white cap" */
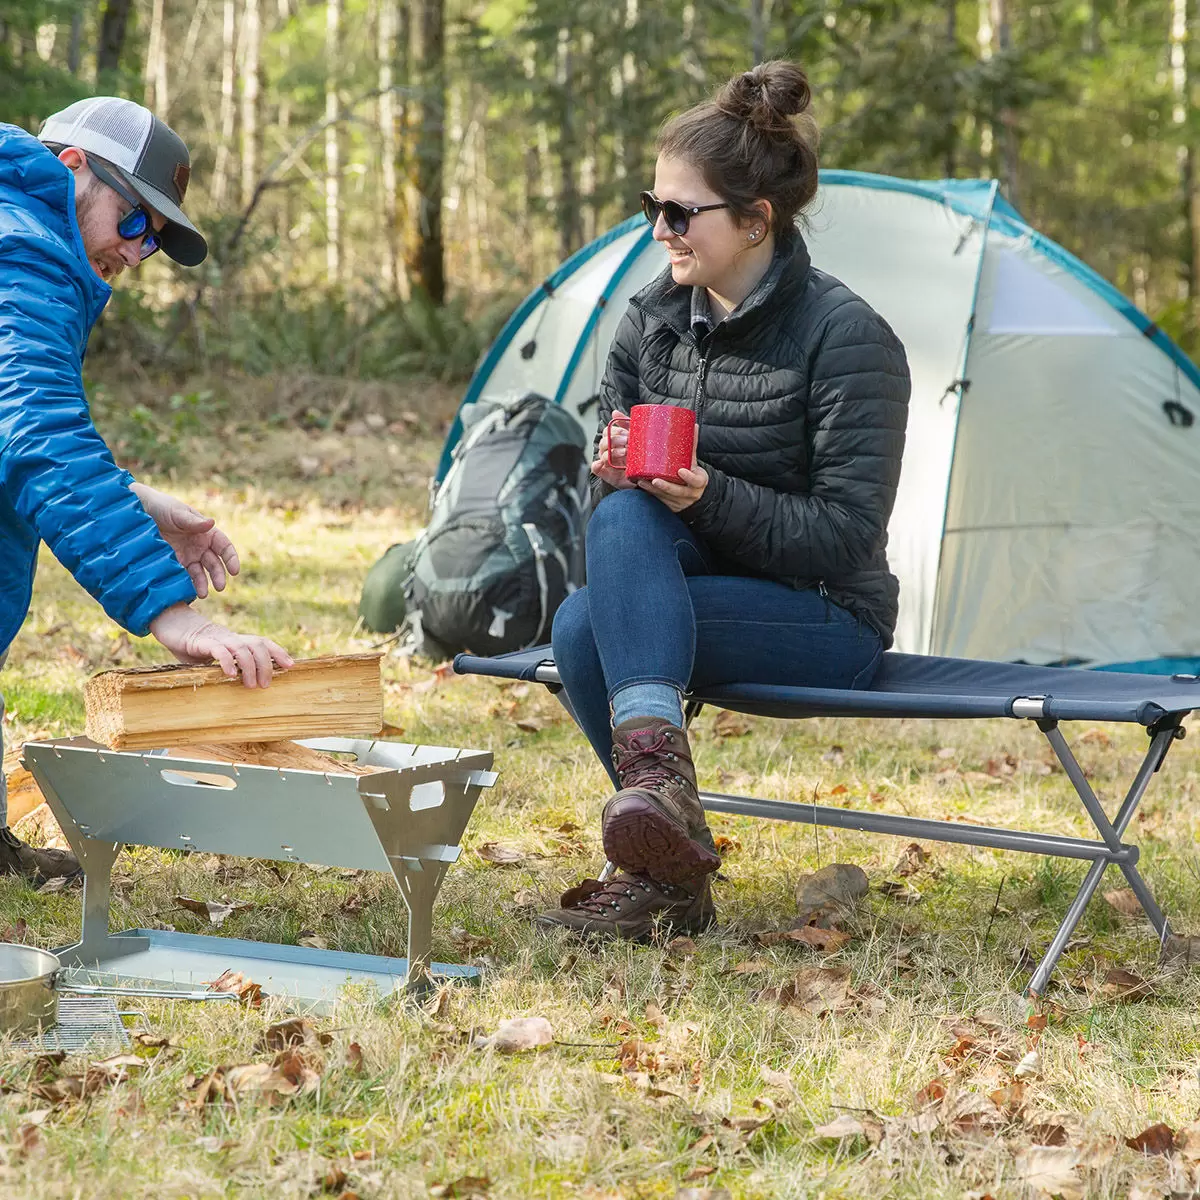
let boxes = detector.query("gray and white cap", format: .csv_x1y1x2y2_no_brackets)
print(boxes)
39,96,208,267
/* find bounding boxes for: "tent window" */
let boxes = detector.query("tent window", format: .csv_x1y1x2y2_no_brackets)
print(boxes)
987,250,1119,336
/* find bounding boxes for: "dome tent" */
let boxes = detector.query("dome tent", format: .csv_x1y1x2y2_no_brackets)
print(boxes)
436,172,1200,672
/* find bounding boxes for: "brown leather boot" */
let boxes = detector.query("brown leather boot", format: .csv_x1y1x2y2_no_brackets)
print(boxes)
0,827,80,884
601,717,720,886
536,872,715,939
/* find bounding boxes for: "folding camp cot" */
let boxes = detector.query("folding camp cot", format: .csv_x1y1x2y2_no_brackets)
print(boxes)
454,646,1200,994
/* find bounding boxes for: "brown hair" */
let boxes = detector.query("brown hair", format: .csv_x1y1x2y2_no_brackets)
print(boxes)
657,61,819,241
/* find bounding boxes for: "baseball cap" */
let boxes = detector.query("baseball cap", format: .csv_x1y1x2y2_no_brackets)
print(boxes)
38,96,208,267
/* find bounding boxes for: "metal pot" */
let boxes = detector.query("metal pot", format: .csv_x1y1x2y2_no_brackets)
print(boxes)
0,943,58,1037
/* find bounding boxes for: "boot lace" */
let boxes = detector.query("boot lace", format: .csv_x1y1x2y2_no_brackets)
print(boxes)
561,873,681,915
611,730,683,792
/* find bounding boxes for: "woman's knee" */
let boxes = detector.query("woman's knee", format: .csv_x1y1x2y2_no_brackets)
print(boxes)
551,587,594,663
588,487,664,546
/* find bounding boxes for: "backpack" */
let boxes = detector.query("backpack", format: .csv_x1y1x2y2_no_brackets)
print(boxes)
404,393,589,657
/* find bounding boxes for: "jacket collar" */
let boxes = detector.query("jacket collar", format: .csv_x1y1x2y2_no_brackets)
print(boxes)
633,233,813,343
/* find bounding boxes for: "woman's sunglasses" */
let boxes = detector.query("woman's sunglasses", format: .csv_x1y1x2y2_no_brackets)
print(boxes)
87,158,162,260
640,191,731,237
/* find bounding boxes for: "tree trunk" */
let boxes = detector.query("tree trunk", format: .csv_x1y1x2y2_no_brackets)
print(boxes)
144,0,168,118
556,25,581,259
378,0,406,296
212,0,238,207
976,0,994,175
240,0,260,208
96,0,132,81
942,0,957,177
67,6,83,75
750,0,767,64
406,0,445,303
325,0,342,285
990,0,1019,207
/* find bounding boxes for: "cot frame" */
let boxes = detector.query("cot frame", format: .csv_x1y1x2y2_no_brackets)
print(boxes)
456,652,1191,996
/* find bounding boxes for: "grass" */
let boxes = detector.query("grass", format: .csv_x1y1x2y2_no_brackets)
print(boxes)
2,372,1200,1197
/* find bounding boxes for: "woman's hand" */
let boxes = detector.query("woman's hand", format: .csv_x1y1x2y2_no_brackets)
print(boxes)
590,413,637,490
148,603,294,688
640,427,708,513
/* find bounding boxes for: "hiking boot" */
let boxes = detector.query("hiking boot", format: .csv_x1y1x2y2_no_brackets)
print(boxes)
0,826,80,884
601,717,720,886
536,872,715,939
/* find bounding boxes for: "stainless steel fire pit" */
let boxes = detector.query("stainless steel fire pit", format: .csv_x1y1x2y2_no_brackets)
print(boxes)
22,735,496,1011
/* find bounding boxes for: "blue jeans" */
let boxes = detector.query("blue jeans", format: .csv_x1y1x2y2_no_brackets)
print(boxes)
552,489,883,785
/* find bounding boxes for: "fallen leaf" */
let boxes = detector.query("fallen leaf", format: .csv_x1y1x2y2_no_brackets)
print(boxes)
755,926,852,953
759,1067,796,1094
894,842,931,877
683,1166,717,1181
476,842,527,866
132,1032,175,1053
675,1191,731,1200
794,863,869,924
1125,1122,1176,1156
764,965,853,1015
666,936,698,957
298,934,329,950
645,1002,667,1031
1100,966,1155,1001
481,1016,553,1054
346,1042,365,1073
1014,1146,1085,1199
914,1077,947,1108
1013,1048,1043,1079
37,876,71,895
256,1018,332,1054
988,1080,1025,1115
515,716,545,733
1159,933,1200,965
813,1113,877,1141
828,784,849,796
713,710,752,738
206,969,265,1007
1080,728,1112,747
876,879,923,904
429,1175,491,1198
174,895,253,928
1026,1122,1070,1146
1103,889,1143,918
0,918,29,943
729,959,771,976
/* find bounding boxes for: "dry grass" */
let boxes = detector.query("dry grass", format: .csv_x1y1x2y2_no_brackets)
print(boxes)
1,379,1200,1198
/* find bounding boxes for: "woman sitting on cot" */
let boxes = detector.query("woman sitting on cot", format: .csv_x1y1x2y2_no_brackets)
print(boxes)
539,60,911,938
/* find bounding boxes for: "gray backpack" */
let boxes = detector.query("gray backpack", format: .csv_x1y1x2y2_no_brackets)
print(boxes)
405,393,589,657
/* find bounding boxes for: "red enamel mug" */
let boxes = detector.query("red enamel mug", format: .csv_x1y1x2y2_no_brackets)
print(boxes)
624,404,696,483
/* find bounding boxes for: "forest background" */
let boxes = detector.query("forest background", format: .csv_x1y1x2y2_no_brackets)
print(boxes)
5,0,1200,391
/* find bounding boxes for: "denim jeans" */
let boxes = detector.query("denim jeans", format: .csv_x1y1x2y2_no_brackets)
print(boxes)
551,489,883,784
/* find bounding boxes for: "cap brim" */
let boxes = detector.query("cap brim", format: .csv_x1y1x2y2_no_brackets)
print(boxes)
127,177,208,266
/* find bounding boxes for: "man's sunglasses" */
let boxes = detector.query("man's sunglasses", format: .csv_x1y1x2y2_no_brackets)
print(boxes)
640,190,731,237
87,158,161,260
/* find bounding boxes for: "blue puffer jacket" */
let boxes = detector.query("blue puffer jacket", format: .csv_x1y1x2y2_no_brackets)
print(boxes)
0,125,195,656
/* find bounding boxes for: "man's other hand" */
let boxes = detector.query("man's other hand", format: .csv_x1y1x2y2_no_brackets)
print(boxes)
131,482,239,598
148,603,294,688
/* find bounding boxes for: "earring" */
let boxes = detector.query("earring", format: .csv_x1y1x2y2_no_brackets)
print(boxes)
749,231,758,241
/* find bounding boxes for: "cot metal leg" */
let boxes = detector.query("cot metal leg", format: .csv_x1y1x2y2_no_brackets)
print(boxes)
1027,857,1110,997
1027,719,1183,994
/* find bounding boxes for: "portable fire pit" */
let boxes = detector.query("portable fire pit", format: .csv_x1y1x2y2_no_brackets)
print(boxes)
22,735,496,1011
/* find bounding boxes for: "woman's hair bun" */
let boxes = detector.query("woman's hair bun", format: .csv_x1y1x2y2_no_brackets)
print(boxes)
716,60,811,136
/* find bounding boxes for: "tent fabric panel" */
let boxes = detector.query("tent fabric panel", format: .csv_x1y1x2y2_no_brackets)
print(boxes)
936,232,1200,665
814,182,985,654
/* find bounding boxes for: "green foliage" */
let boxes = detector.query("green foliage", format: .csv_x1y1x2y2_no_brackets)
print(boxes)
0,0,88,129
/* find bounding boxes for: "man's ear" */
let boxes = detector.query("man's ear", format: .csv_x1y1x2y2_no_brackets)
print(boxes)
56,146,86,171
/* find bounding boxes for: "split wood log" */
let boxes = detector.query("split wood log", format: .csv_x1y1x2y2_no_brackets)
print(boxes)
166,740,384,775
84,654,383,751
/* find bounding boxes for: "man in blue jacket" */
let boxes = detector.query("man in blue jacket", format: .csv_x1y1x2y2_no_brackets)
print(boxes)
0,97,294,881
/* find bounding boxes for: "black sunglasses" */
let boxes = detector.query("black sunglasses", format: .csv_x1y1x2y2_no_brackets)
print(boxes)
87,158,161,260
640,190,731,236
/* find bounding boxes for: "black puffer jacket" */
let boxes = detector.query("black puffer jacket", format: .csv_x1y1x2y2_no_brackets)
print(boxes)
593,234,910,645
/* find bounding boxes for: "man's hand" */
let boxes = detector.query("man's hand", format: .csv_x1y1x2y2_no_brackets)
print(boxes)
131,483,239,599
639,427,708,513
149,603,294,688
590,413,638,491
